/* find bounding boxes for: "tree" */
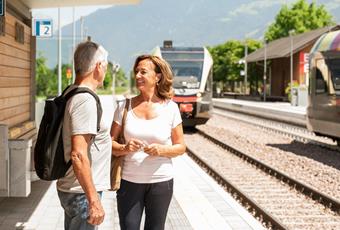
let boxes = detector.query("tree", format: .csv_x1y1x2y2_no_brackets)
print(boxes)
265,0,334,41
36,53,57,97
36,54,74,98
103,62,127,93
103,62,114,90
52,63,74,94
115,68,127,87
208,39,262,91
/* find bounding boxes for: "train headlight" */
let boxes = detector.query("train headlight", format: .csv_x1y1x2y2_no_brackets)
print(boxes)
196,92,202,102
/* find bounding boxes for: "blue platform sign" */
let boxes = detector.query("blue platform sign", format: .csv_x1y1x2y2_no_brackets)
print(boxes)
0,0,5,16
33,19,52,37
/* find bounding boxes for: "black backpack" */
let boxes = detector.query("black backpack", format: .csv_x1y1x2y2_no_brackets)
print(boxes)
34,86,102,181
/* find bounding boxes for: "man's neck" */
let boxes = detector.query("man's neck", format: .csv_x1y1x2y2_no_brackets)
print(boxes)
74,74,97,92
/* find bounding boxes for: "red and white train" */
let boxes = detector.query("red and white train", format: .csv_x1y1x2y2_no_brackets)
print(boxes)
153,41,213,127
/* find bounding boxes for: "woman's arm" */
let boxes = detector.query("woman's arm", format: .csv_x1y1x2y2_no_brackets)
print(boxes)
110,122,128,156
110,121,145,156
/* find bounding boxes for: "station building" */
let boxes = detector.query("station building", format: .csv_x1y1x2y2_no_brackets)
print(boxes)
246,25,340,99
0,0,139,198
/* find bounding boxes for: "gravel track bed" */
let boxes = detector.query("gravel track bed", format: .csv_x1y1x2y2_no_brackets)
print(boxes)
196,113,340,201
214,108,337,145
185,134,340,229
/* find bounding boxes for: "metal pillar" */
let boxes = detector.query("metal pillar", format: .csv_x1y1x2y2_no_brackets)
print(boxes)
263,40,267,102
72,7,76,82
58,8,62,96
244,40,248,94
289,30,295,102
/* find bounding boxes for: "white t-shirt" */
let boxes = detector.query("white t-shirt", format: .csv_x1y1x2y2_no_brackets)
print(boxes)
57,86,111,193
113,98,182,183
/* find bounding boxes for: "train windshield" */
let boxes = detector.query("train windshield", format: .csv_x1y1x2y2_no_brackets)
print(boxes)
168,61,203,89
161,51,204,89
326,58,340,94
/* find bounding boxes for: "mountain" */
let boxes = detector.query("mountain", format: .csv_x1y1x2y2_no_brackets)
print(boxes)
37,0,340,73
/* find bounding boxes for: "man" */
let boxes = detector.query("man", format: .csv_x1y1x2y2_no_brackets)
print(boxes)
57,41,111,230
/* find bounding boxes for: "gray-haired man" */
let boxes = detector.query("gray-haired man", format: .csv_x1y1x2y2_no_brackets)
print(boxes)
57,41,111,230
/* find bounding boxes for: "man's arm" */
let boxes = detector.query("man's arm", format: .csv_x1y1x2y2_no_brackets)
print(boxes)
71,134,105,226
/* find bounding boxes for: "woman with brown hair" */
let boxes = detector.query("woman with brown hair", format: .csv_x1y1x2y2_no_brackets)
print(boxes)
110,55,186,230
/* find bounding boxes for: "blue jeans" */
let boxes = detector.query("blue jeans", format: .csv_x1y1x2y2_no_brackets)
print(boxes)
117,179,173,230
57,190,102,230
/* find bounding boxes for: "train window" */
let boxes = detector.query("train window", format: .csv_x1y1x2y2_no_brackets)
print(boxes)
315,68,327,94
168,61,203,89
161,51,204,60
327,59,340,94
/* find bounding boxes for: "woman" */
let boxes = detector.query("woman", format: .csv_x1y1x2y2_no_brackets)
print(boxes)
110,55,186,230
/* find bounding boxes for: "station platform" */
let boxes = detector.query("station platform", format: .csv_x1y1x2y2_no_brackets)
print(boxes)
213,98,307,127
0,154,265,230
0,96,264,230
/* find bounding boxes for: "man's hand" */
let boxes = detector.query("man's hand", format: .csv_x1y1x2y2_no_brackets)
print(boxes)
87,199,105,226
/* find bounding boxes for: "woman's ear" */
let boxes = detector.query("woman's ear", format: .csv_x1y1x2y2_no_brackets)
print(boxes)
156,73,162,82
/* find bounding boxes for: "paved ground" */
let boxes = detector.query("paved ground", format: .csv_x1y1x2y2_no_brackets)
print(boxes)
0,154,265,230
0,95,265,230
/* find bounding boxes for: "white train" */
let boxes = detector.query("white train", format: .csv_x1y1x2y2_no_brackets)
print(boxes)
153,41,213,126
307,30,340,144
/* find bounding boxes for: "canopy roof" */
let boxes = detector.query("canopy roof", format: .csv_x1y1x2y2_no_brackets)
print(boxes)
20,0,140,8
245,25,340,63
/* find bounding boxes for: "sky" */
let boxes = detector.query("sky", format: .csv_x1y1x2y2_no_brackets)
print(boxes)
32,0,340,31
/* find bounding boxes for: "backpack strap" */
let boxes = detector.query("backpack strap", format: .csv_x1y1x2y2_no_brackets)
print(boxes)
64,87,102,132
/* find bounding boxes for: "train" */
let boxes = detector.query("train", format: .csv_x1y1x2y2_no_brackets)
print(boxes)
306,30,340,144
153,41,214,127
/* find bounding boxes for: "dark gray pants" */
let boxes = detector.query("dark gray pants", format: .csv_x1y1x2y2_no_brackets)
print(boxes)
117,179,173,230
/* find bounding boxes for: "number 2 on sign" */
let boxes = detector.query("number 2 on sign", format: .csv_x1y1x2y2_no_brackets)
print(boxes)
44,26,50,35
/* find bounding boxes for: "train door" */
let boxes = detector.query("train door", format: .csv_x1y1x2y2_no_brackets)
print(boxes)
308,56,329,133
324,56,340,128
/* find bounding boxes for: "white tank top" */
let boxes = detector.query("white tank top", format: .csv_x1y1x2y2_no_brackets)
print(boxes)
113,98,182,183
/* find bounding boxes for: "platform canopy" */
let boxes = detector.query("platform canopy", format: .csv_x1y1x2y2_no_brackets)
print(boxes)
20,0,140,8
245,25,340,63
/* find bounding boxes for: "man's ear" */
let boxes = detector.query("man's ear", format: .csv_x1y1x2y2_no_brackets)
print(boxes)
95,62,101,72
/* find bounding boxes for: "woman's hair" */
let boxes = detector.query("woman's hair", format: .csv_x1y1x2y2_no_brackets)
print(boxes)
133,55,174,100
74,41,108,76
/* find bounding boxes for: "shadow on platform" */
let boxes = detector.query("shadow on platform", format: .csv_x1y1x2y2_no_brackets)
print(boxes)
0,180,53,229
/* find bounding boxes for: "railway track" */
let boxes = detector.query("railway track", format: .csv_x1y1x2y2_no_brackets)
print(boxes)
213,107,340,151
185,130,340,229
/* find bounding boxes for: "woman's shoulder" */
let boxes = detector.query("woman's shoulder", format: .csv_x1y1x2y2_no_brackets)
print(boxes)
164,99,179,110
117,96,132,104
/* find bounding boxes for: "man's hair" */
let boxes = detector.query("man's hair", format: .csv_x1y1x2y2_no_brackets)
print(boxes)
74,41,108,76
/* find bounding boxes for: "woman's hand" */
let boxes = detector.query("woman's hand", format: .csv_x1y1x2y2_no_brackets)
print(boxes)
124,138,145,152
143,144,163,156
